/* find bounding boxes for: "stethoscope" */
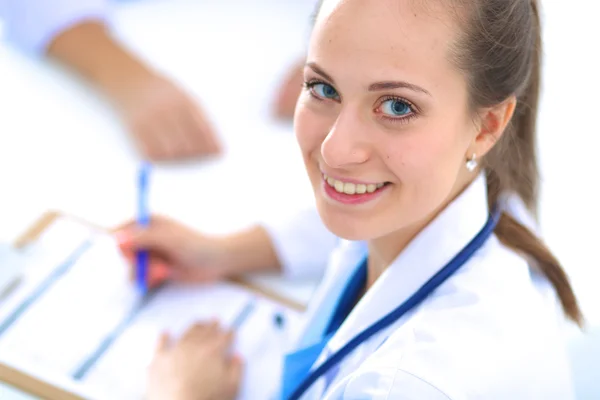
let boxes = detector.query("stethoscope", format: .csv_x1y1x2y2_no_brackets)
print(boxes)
284,205,501,400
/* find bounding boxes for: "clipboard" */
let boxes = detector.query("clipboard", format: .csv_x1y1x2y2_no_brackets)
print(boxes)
0,211,307,400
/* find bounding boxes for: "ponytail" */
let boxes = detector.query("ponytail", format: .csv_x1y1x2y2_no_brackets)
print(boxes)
463,0,584,325
494,212,583,325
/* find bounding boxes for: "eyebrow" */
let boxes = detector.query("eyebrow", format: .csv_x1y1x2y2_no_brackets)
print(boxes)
306,62,431,97
368,81,431,96
307,62,335,84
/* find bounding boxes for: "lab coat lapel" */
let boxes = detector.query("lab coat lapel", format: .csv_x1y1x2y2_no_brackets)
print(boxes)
321,173,491,378
294,240,368,349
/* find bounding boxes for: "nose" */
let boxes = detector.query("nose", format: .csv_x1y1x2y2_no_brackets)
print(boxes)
321,108,370,169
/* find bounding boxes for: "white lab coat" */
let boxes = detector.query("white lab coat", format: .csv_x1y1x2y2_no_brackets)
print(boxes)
265,174,575,399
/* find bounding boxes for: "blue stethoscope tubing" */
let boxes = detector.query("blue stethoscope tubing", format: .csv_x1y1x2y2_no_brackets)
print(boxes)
286,206,502,400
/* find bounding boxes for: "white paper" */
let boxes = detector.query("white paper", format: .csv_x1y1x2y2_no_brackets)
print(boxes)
82,281,301,400
0,243,25,298
0,233,139,378
0,225,302,400
0,216,95,334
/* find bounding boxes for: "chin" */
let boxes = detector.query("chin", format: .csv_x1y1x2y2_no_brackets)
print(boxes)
314,198,375,241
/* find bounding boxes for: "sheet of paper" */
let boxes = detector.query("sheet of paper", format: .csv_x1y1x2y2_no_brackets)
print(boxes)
0,244,26,298
82,282,301,400
0,221,303,400
0,232,140,379
0,217,101,398
0,216,95,333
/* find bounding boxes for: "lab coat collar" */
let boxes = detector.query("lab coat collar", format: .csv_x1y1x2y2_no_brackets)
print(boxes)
326,173,490,354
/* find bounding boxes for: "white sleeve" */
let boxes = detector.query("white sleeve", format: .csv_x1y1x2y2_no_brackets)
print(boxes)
1,0,110,55
261,207,339,280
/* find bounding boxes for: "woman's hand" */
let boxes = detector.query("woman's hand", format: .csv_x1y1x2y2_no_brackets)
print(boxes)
115,215,233,288
114,215,283,288
147,321,242,400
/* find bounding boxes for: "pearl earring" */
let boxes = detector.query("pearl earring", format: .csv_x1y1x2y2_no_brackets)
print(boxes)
465,153,478,172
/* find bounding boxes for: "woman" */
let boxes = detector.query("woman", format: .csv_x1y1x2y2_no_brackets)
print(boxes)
116,0,582,398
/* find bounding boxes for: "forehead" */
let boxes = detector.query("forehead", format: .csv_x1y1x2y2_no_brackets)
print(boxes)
310,0,461,84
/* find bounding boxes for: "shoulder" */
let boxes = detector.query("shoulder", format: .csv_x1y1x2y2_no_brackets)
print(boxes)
345,237,574,399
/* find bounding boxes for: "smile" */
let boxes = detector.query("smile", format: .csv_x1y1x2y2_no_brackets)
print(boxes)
322,174,391,205
323,174,386,194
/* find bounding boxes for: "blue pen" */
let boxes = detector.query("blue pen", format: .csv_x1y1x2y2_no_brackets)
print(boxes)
136,161,151,294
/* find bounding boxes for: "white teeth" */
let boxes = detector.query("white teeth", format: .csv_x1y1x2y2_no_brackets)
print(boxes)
323,174,385,195
343,182,356,195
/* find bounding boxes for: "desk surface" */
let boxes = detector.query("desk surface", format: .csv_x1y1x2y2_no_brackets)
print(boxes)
0,0,599,398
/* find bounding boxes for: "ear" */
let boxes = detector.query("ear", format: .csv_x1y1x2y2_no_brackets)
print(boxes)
469,96,517,157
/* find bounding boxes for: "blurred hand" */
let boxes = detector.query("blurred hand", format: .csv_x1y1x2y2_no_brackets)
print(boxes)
47,21,221,162
112,71,221,161
147,321,242,400
115,215,231,288
272,59,305,120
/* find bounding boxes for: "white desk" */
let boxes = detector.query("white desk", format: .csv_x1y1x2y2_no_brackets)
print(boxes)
0,0,599,398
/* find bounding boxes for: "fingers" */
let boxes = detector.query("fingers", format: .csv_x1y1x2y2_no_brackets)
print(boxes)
213,329,235,354
114,217,173,253
114,71,223,162
115,219,175,288
180,321,235,353
132,119,181,162
181,320,219,344
170,104,221,159
148,263,171,287
226,354,243,397
185,104,221,155
168,265,221,284
126,261,171,288
131,99,221,162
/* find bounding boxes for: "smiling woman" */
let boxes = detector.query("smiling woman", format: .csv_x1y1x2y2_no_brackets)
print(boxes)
112,0,581,399
296,0,580,323
287,0,580,397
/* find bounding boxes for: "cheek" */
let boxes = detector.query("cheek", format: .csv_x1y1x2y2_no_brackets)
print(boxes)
382,135,445,178
383,126,465,196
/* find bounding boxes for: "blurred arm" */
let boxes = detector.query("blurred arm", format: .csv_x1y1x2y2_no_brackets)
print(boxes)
1,0,153,97
261,207,339,279
1,0,222,161
218,207,337,279
46,20,154,99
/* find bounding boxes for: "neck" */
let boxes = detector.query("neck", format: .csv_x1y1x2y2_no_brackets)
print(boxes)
365,174,478,290
366,220,426,289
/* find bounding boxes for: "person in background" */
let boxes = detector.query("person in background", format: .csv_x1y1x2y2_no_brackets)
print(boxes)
273,59,305,120
0,0,304,161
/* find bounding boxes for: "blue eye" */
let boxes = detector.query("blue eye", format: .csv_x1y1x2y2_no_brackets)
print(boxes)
310,82,339,100
380,99,412,116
